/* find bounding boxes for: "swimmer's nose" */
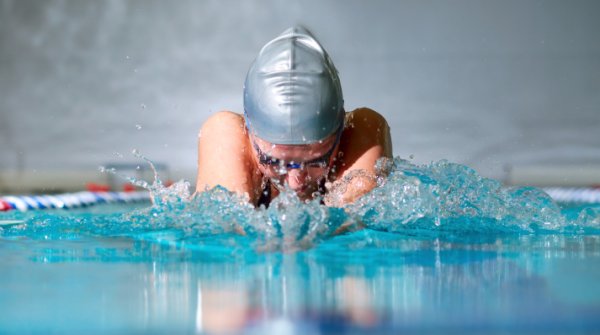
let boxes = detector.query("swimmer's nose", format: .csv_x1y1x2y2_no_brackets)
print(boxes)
285,168,309,191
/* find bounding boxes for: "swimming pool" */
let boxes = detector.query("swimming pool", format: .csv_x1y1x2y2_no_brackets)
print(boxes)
1,159,599,334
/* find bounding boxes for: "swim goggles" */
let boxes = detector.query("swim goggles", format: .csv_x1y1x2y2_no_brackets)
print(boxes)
252,127,343,170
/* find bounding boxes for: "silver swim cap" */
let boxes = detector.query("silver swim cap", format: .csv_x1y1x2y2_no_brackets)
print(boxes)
244,26,344,145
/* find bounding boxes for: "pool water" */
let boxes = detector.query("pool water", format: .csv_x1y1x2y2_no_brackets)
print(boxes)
1,158,600,334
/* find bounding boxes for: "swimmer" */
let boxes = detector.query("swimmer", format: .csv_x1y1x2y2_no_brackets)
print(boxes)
196,26,392,207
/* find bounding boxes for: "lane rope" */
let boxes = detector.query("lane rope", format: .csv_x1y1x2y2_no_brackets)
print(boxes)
1,188,598,212
542,187,600,204
0,191,150,212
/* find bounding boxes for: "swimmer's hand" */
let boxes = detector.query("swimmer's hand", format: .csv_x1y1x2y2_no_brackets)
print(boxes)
323,170,379,207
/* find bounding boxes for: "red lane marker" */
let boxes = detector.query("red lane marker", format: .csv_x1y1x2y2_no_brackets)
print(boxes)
86,183,111,192
0,199,11,211
122,183,136,192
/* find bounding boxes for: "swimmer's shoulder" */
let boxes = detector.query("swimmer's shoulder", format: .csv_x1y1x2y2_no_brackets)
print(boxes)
196,111,261,200
200,111,252,142
334,107,392,176
344,107,389,127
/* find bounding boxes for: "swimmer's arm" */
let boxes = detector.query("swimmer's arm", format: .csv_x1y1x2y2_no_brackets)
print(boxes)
324,108,392,207
195,111,261,205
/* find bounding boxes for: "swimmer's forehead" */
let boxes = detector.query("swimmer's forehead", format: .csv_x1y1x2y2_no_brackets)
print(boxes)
252,132,337,159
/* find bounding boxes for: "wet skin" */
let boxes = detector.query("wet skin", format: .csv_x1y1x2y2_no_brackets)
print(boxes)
195,107,392,207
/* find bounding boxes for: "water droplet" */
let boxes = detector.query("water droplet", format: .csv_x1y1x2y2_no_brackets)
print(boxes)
113,151,124,158
409,154,414,159
140,104,146,109
135,124,142,130
125,55,130,60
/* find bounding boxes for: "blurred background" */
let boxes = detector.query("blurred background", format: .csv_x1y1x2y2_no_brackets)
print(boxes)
0,0,599,193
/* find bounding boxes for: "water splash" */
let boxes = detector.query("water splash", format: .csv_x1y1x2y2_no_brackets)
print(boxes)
1,157,600,251
348,158,574,234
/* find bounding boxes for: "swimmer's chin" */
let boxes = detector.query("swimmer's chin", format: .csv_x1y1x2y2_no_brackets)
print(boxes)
276,184,315,201
285,187,310,200
297,187,325,203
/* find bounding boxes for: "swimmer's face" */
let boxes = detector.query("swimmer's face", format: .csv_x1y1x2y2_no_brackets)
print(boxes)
251,133,339,199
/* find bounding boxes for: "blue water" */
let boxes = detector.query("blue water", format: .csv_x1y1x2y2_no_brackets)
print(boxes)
1,158,600,334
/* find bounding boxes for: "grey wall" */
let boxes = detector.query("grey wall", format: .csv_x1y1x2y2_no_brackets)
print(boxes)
1,0,599,182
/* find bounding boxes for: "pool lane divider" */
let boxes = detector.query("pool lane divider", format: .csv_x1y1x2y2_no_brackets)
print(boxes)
1,188,598,212
0,191,150,212
542,187,600,204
